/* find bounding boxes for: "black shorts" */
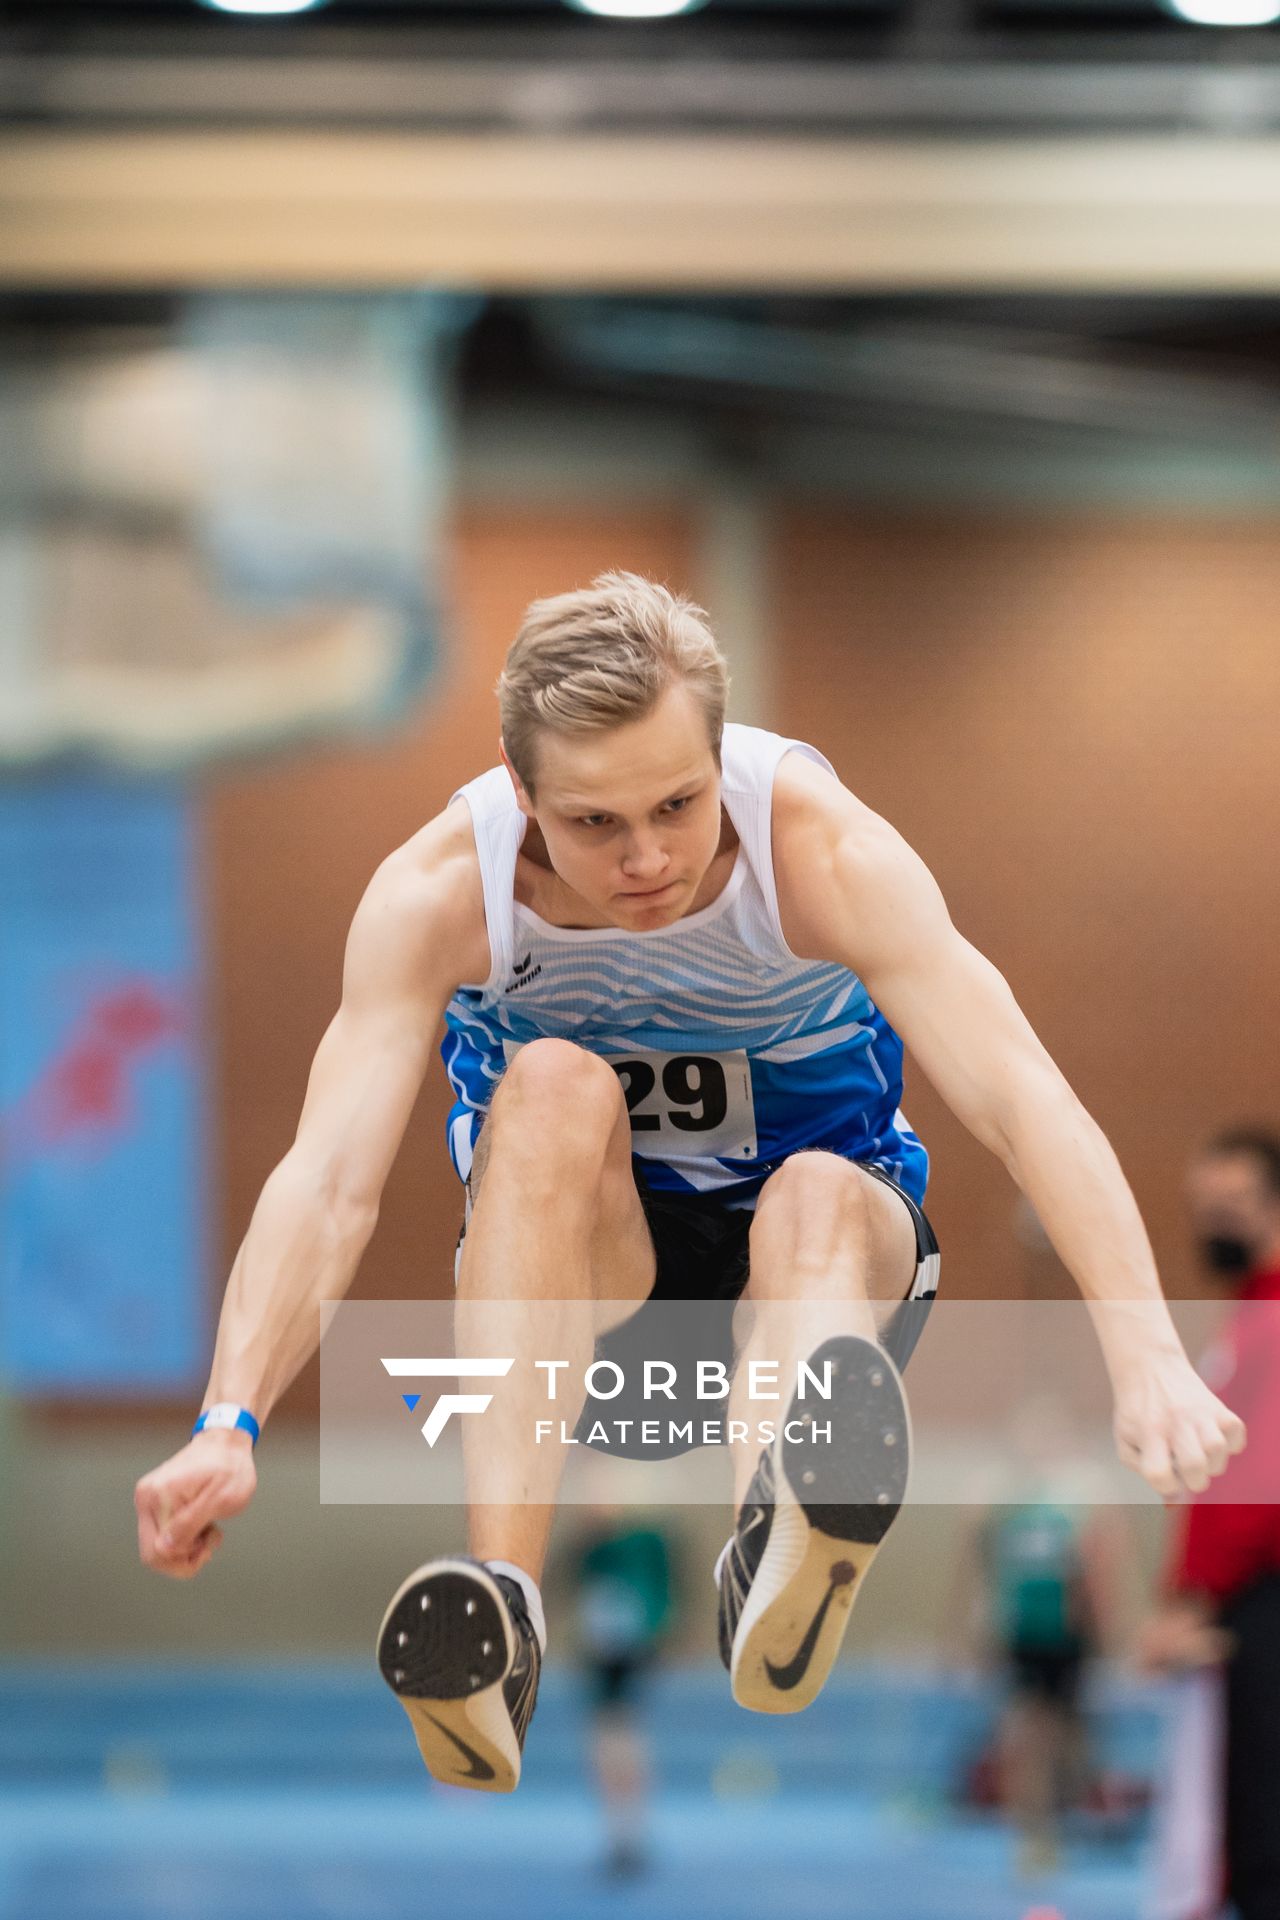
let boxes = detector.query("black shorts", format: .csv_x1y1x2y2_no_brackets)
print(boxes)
632,1159,939,1357
585,1653,654,1712
575,1157,940,1458
1008,1644,1086,1707
456,1153,940,1461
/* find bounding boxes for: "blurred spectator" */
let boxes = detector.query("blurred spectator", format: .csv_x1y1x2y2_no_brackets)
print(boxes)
569,1511,676,1881
982,1495,1123,1876
952,1391,1125,1878
1139,1128,1280,1920
989,1498,1097,1874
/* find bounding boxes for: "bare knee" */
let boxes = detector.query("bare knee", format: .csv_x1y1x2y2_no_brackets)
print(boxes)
488,1039,628,1165
749,1153,913,1303
748,1152,876,1290
752,1151,870,1236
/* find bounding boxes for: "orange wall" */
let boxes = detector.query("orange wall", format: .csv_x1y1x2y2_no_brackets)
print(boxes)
204,505,1280,1417
774,510,1280,1301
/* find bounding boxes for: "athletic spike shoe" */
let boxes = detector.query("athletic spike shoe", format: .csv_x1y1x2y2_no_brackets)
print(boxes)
718,1334,911,1714
377,1557,541,1793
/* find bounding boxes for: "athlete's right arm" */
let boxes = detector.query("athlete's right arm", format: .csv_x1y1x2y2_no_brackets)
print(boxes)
135,807,489,1580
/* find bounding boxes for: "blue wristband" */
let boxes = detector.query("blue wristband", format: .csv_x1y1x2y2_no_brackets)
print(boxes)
193,1403,260,1447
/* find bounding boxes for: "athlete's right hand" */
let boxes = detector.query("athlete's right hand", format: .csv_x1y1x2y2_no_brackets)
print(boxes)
134,1430,257,1580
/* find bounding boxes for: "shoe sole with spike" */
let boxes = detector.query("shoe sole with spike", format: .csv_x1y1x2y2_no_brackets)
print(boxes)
730,1336,911,1715
377,1557,521,1791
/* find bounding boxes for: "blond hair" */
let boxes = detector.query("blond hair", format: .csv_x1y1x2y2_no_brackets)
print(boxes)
498,571,729,789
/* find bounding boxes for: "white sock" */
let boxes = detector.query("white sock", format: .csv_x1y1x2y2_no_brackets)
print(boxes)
485,1559,547,1654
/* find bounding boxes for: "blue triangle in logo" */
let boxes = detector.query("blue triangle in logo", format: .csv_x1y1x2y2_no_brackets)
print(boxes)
401,1393,421,1412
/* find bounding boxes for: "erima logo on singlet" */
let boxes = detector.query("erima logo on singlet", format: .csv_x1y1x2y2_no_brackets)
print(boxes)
504,953,543,993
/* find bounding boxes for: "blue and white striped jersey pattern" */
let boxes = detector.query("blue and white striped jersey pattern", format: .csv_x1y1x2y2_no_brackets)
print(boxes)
441,724,927,1207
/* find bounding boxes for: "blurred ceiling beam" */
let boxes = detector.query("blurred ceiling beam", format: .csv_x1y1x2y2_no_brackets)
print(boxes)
6,49,1280,135
3,133,1280,289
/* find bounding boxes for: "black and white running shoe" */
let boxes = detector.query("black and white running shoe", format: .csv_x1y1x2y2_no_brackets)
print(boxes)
377,1557,541,1793
718,1334,911,1714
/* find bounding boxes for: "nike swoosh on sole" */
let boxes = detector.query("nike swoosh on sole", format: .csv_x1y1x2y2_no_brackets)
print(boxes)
762,1561,857,1692
422,1711,496,1783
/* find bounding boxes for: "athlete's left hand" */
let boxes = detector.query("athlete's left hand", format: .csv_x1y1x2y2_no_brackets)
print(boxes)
1110,1350,1246,1498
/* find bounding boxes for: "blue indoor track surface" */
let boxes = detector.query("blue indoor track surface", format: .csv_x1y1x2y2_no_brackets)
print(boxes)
0,1663,1169,1920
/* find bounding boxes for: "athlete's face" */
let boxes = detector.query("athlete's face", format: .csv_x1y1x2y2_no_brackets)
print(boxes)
508,682,724,930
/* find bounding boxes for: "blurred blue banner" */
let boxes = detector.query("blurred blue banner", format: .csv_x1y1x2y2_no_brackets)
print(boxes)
0,779,206,1393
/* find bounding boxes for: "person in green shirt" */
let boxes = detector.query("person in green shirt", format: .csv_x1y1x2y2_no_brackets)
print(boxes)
984,1495,1108,1876
571,1513,676,1879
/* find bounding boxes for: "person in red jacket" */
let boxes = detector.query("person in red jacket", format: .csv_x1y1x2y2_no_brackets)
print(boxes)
1140,1128,1280,1920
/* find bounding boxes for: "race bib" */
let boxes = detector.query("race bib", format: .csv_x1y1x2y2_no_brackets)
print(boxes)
499,1040,757,1160
607,1047,757,1161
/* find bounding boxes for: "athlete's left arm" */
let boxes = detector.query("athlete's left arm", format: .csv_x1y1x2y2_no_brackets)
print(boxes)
772,754,1246,1499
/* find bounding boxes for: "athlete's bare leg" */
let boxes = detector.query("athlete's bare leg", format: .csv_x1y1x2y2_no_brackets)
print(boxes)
728,1153,916,1508
456,1038,655,1582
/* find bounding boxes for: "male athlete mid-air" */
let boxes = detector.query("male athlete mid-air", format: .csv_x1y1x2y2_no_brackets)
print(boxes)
136,573,1245,1792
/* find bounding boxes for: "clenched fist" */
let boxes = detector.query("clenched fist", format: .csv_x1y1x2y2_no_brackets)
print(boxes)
1111,1348,1246,1499
134,1429,257,1580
